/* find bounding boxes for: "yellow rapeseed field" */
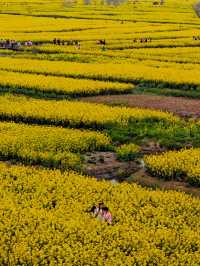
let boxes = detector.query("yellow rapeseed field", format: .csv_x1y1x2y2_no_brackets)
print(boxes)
0,0,200,264
0,94,179,127
0,121,111,169
0,56,200,88
0,162,200,265
144,148,200,186
0,70,134,97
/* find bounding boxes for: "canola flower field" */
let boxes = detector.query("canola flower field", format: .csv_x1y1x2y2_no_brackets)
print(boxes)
1,57,200,89
0,0,200,264
1,162,200,265
0,94,178,128
0,121,111,169
0,69,134,97
144,148,200,186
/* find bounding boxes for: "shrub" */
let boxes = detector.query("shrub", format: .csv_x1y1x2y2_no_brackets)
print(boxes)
116,143,140,161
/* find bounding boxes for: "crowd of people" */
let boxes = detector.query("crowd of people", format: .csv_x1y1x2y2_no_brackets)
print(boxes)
52,38,153,48
53,38,81,48
96,39,106,45
133,37,152,43
90,202,112,224
193,36,200,41
52,38,108,50
0,39,36,50
0,35,175,53
0,39,21,50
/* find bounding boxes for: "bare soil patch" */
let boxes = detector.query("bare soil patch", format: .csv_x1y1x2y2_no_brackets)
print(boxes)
131,169,200,197
80,94,200,119
83,152,200,197
83,152,141,180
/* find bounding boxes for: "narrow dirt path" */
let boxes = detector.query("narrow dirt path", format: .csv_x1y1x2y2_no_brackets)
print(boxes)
80,94,200,119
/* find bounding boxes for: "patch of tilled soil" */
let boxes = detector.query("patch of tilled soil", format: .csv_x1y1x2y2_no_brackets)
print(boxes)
83,152,200,197
141,141,166,154
83,152,141,181
80,94,200,119
83,142,166,181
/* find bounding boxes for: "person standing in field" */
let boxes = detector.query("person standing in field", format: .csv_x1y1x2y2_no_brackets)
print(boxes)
101,207,112,224
93,202,104,216
90,203,112,224
91,202,104,220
